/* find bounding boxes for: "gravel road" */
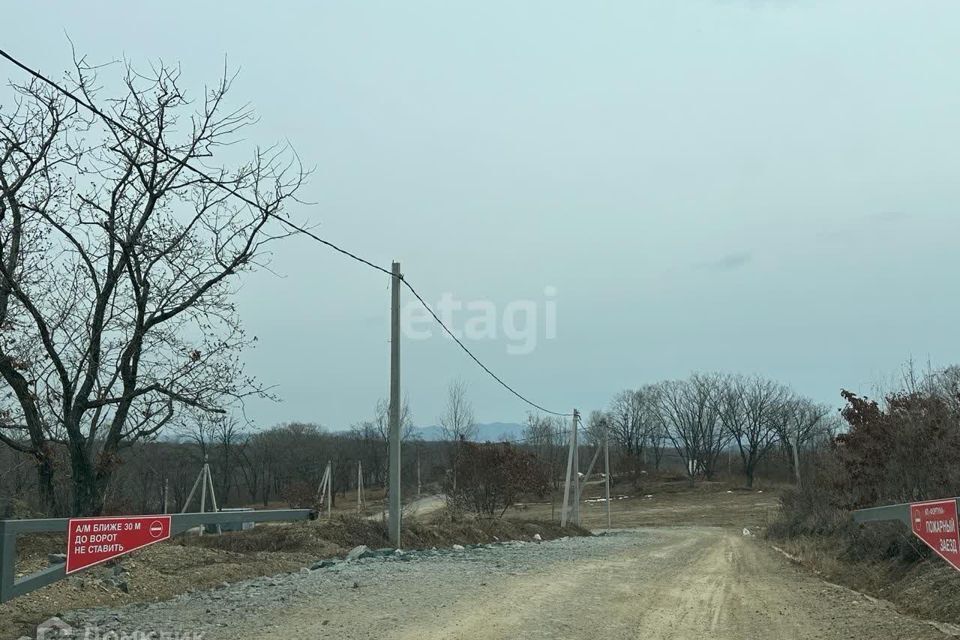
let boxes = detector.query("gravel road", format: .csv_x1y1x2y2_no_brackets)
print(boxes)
365,494,447,522
61,527,956,639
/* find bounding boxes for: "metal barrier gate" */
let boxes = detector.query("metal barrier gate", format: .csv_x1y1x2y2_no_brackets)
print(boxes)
853,497,960,573
0,509,316,603
851,501,913,526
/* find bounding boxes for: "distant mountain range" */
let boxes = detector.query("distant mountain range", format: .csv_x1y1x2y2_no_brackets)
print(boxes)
415,422,525,442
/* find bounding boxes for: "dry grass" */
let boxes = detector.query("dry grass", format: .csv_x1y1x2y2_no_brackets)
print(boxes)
773,534,960,625
182,514,589,555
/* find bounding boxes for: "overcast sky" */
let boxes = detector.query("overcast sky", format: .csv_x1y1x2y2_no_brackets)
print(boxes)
5,2,959,429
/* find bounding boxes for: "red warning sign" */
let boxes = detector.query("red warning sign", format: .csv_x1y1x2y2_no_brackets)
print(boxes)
65,515,171,574
910,499,960,571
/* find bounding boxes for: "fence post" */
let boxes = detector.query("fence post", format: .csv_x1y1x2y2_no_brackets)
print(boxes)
0,520,15,604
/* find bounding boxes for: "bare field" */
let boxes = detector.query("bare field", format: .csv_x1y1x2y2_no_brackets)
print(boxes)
509,477,783,530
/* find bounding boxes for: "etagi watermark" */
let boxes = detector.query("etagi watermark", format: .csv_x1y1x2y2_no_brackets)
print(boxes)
401,287,557,355
21,617,203,640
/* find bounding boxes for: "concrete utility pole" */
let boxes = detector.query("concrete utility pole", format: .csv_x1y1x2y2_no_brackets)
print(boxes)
324,461,332,520
181,458,221,535
560,409,578,527
604,421,611,531
357,461,365,514
572,410,580,526
388,261,402,548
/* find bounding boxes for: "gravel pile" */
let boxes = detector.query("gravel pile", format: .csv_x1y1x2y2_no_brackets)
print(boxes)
61,533,625,638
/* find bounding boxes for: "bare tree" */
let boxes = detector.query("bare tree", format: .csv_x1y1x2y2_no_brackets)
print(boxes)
645,410,669,471
438,379,476,489
608,390,644,459
656,373,730,482
0,58,305,515
374,395,414,493
438,379,477,442
583,409,609,447
523,413,565,489
209,416,244,506
777,396,833,486
608,386,660,478
374,395,415,443
350,420,386,486
716,375,788,488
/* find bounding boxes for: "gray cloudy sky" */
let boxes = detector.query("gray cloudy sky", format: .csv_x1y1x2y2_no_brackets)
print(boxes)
5,2,958,429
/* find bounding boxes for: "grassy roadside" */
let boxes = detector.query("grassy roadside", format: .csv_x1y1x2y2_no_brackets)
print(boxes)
770,533,960,626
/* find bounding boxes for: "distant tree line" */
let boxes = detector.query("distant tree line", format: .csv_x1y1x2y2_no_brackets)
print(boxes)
0,418,443,518
1,371,843,517
10,364,951,521
0,381,481,518
576,373,837,489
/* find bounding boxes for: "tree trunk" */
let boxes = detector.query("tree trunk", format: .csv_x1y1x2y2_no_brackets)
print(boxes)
791,438,802,487
70,447,108,516
35,451,59,516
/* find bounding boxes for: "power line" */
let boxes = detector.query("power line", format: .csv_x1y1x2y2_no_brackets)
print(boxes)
0,47,571,419
0,48,393,278
402,280,571,417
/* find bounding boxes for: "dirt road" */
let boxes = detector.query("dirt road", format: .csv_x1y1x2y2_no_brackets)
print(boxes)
64,527,953,640
365,494,447,522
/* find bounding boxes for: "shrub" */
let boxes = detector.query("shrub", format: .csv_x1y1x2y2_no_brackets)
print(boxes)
281,481,317,509
446,442,549,518
834,389,960,508
769,376,960,570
